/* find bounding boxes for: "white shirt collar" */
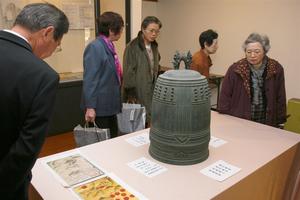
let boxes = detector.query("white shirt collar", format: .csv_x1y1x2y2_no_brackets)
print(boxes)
3,29,29,43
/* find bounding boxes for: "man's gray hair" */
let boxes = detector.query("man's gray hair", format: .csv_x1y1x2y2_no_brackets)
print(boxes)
14,3,69,40
242,33,271,53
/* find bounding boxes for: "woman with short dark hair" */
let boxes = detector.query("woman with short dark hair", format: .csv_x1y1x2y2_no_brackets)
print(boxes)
81,12,124,138
190,29,218,78
97,11,124,37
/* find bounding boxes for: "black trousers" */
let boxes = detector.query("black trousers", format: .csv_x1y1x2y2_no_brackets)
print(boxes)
1,173,31,200
95,115,118,138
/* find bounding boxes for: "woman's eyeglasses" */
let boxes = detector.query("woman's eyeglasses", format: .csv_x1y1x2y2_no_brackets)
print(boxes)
145,29,160,34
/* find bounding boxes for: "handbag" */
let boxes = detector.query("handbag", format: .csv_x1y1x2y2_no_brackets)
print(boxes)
73,122,110,147
117,103,146,134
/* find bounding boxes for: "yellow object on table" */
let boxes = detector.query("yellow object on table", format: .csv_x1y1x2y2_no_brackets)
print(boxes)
284,98,300,134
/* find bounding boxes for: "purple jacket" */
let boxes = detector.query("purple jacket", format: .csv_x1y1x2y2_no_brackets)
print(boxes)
218,57,286,127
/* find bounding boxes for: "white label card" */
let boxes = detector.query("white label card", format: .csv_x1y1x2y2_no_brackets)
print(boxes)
209,136,227,148
200,160,241,182
126,133,150,147
127,157,167,178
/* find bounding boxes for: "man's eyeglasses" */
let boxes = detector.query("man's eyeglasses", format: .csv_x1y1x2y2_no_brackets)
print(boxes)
54,45,62,53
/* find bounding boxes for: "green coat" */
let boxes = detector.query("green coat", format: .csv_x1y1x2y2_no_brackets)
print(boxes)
122,31,160,122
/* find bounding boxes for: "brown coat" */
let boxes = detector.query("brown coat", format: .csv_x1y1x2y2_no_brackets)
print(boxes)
122,31,160,122
190,49,212,78
218,57,287,127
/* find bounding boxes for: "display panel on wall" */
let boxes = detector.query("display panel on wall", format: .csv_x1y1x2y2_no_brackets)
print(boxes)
0,0,97,73
61,1,94,30
0,0,95,30
0,0,23,29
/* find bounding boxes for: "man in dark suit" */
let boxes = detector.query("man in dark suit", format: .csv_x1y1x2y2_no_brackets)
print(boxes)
0,3,69,200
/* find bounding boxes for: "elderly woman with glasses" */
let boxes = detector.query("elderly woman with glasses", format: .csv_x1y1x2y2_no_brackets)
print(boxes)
122,16,162,126
218,33,287,127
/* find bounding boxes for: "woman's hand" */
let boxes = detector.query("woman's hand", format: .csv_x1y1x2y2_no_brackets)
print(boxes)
127,96,137,104
85,108,96,122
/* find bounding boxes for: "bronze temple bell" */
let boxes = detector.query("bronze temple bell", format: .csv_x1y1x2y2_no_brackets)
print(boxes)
149,54,211,165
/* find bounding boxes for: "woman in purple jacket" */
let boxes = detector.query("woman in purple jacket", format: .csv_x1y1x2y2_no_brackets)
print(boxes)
218,33,286,127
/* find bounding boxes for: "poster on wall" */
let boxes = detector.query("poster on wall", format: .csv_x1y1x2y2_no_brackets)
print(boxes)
0,0,95,30
61,0,94,30
0,0,24,29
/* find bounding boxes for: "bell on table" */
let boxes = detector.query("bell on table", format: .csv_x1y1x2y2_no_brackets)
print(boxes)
149,51,211,165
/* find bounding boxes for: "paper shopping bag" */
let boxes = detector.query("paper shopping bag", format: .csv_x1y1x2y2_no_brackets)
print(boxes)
117,103,146,134
73,123,110,147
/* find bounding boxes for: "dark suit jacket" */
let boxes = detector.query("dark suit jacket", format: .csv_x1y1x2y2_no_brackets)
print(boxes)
81,37,121,116
0,31,59,199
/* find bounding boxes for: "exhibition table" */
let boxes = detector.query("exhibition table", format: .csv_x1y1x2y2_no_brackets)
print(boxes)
31,112,300,200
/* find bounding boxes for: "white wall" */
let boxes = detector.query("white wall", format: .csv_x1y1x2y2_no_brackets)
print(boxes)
149,0,300,100
131,0,142,39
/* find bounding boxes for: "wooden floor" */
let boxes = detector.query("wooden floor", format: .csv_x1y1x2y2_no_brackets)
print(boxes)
38,132,76,157
29,132,76,200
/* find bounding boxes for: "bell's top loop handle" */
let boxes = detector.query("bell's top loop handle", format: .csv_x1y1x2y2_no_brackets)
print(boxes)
172,51,192,70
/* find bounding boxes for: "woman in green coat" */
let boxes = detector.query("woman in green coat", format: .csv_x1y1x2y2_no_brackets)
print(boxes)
123,16,162,125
